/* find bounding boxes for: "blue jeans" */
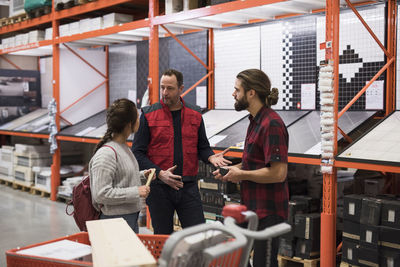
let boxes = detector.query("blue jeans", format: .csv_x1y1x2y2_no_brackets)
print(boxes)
146,182,205,234
99,212,139,233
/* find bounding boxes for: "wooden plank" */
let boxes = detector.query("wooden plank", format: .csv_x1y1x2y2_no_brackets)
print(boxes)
86,218,157,267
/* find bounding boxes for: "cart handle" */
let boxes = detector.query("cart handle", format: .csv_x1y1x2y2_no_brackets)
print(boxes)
158,223,247,267
224,217,291,240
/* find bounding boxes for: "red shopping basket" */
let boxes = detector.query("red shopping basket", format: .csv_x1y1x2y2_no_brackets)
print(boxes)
6,232,169,267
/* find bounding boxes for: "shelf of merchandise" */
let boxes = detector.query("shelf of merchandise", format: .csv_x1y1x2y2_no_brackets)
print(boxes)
0,1,397,266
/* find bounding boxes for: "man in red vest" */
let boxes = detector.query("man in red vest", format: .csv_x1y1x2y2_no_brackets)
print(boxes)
132,69,230,234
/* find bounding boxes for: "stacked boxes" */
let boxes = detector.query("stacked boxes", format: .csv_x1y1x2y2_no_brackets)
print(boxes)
102,13,133,28
342,195,400,266
13,144,51,186
197,161,239,223
279,196,320,259
0,146,15,182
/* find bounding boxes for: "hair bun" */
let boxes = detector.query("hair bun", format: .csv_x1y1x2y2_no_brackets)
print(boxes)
268,88,279,106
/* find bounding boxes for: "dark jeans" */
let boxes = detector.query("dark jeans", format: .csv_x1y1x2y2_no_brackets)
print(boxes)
146,182,205,234
252,214,284,267
99,212,139,233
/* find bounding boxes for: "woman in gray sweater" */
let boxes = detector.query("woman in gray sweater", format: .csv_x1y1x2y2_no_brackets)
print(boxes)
89,98,152,233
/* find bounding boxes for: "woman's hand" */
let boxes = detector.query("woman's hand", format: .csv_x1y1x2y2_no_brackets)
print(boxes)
139,185,150,198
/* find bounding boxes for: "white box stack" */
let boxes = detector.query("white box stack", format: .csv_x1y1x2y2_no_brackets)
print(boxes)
13,144,51,185
15,34,23,46
79,18,92,33
69,22,80,35
102,13,133,28
59,24,70,37
45,28,52,40
32,166,51,192
58,176,84,198
91,17,103,31
28,30,45,43
21,33,29,45
0,146,15,182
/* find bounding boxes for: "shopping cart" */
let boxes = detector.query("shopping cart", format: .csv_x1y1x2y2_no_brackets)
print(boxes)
158,204,291,267
6,205,290,267
5,233,168,267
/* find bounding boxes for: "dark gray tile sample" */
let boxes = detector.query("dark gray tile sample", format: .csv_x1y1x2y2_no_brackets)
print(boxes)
168,31,207,106
109,44,137,104
59,110,106,136
214,110,309,148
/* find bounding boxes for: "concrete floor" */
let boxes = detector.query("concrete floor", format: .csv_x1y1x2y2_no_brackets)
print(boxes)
0,183,152,266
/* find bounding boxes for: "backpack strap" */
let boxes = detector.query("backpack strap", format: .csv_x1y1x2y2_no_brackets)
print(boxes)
103,145,117,161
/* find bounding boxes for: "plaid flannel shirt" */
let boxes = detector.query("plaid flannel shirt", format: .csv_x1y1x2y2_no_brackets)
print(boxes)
241,106,289,220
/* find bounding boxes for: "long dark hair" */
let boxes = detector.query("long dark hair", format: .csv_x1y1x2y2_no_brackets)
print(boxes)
93,98,138,154
236,69,279,107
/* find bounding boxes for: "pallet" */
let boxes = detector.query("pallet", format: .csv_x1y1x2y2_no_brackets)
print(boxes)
57,193,72,203
12,180,32,192
30,186,50,198
278,255,320,267
0,177,13,186
0,13,29,27
339,262,359,267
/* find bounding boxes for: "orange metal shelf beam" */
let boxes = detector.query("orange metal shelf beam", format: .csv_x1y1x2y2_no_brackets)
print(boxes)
152,0,377,26
54,0,133,20
0,14,52,35
56,19,149,44
57,135,100,144
0,40,53,55
56,135,132,147
335,160,400,173
0,130,49,139
152,0,286,25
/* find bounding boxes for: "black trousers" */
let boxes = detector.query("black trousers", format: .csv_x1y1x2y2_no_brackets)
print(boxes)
250,214,284,267
146,182,205,234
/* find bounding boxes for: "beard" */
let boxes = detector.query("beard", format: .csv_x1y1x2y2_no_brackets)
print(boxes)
234,96,249,111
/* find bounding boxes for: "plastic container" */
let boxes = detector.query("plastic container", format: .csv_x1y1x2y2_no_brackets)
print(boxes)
6,232,169,266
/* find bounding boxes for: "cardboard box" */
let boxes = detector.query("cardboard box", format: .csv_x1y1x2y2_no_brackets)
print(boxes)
343,219,360,242
358,245,379,267
360,224,379,249
69,22,80,35
294,213,320,240
79,18,92,33
28,30,45,43
59,24,70,37
381,199,400,229
360,197,382,226
45,28,53,40
343,194,363,223
90,17,103,31
342,239,359,266
102,13,133,28
295,238,320,259
380,247,400,267
380,226,400,250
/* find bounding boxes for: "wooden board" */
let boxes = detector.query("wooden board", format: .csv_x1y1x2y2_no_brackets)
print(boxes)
86,218,157,267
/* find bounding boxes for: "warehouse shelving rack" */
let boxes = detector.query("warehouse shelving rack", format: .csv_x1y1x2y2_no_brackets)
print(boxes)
0,1,398,266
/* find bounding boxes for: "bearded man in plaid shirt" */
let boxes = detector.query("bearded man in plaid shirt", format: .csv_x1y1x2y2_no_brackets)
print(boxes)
214,69,289,267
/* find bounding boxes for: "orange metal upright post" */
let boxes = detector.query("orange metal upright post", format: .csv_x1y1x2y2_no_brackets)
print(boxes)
149,0,159,104
386,0,397,116
51,0,61,201
321,0,339,266
106,45,110,108
207,29,215,110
